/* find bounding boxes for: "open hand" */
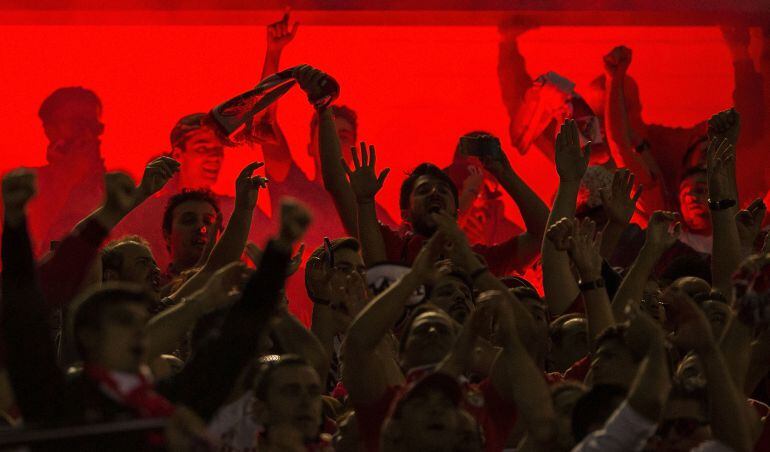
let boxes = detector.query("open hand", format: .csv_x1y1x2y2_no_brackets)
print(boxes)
566,218,603,280
555,119,591,183
342,142,390,204
600,168,642,226
706,137,737,201
197,261,254,314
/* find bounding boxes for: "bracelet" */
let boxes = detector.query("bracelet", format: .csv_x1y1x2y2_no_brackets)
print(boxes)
707,198,736,211
578,278,605,292
470,266,488,280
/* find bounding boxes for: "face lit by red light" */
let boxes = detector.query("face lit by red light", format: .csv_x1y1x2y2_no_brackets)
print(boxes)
172,127,224,189
43,100,104,163
678,172,710,233
165,199,218,271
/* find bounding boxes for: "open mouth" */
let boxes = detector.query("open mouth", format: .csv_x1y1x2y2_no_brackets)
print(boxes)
427,198,445,213
191,236,207,247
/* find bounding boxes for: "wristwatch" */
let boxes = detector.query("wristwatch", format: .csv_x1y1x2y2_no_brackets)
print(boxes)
707,198,737,211
578,278,605,292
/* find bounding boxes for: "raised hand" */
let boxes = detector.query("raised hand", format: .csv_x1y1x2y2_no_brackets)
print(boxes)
645,211,681,254
603,45,632,77
196,261,254,315
234,161,267,209
665,287,715,354
104,171,140,216
735,198,767,251
278,197,312,245
545,217,574,251
411,230,449,282
708,108,741,147
245,241,305,276
342,142,390,204
566,218,603,280
462,165,485,197
137,156,180,200
326,269,368,329
2,168,37,223
706,137,737,201
478,290,518,347
555,119,591,183
600,169,643,226
292,64,328,105
266,9,299,53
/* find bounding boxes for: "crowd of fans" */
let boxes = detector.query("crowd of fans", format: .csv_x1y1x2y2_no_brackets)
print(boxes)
1,12,770,452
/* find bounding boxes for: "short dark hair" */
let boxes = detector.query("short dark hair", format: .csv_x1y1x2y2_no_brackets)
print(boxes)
170,113,209,149
571,384,628,442
252,354,312,401
162,189,223,241
101,235,151,278
309,105,358,140
593,324,644,362
681,135,709,169
70,283,154,358
38,87,101,124
399,163,459,214
678,166,707,187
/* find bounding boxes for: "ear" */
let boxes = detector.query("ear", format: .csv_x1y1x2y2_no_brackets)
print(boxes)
171,147,184,160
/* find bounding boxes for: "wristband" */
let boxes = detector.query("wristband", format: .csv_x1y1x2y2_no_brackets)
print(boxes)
470,266,488,280
707,198,736,211
578,278,605,292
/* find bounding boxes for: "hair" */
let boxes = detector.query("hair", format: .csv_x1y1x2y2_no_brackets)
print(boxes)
399,163,460,214
659,255,712,285
101,235,152,278
252,354,312,401
70,283,154,358
425,260,473,299
549,313,586,348
397,304,458,358
681,135,709,169
678,166,707,187
571,384,628,442
309,105,358,140
162,189,223,241
38,86,102,124
593,324,644,362
304,237,360,302
170,113,208,149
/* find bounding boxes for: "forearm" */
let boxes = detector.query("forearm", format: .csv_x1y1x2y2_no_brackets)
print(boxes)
700,342,754,452
272,309,329,382
204,204,253,271
711,208,742,296
357,200,386,265
542,181,580,315
497,168,549,239
582,287,616,346
319,108,358,236
493,337,556,445
310,308,339,382
612,244,661,322
600,222,625,260
627,339,670,422
346,272,422,352
144,294,206,360
605,75,652,183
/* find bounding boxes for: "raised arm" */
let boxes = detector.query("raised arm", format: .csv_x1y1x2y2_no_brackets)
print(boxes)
707,109,742,296
611,211,680,322
668,290,753,452
479,136,549,263
1,169,66,424
255,11,299,182
39,157,178,309
542,119,590,315
294,65,360,237
598,169,642,260
342,141,390,265
565,218,615,346
342,233,444,403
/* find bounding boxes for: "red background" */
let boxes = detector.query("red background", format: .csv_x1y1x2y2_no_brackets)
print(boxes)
0,23,749,226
